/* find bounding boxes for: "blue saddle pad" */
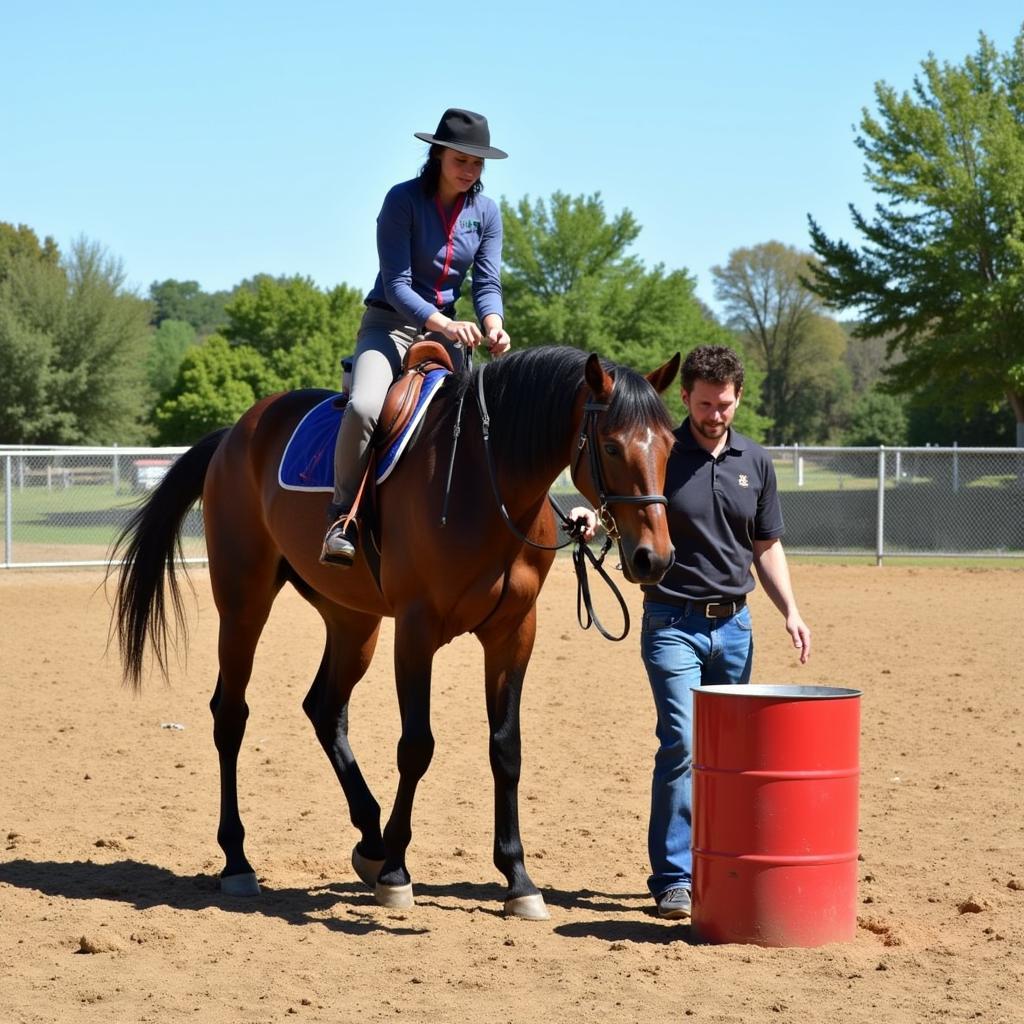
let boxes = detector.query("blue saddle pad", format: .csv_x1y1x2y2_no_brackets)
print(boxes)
278,369,450,492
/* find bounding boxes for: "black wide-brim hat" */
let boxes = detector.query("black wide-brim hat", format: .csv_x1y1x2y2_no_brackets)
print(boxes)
414,108,508,160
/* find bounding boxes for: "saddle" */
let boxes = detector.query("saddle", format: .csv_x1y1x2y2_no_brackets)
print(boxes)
374,340,454,452
342,339,455,547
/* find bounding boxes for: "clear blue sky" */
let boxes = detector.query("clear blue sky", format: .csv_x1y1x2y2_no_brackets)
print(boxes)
3,2,1021,318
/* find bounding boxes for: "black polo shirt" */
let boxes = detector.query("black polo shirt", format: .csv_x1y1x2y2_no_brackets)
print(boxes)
641,419,785,605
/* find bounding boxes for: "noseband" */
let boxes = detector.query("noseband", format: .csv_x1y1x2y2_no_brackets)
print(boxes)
570,399,668,540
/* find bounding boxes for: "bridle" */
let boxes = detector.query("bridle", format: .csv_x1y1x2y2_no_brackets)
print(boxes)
441,362,668,641
471,362,667,551
570,397,668,540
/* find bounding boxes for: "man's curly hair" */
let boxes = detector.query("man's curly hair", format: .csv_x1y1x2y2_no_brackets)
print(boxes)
681,345,745,393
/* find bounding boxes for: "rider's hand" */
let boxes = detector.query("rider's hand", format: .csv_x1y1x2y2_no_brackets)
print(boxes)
443,320,483,348
568,506,598,541
486,325,511,356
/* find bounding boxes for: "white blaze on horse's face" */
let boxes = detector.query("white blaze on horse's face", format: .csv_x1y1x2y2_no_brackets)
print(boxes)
638,425,659,454
599,420,675,586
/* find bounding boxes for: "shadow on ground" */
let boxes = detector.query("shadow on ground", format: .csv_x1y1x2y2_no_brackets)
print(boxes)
0,858,692,943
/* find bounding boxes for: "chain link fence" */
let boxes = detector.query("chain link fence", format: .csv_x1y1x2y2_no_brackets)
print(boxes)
765,445,1024,561
1,446,203,568
3,444,1023,568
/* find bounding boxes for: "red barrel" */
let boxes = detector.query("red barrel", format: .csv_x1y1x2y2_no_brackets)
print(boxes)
691,684,861,947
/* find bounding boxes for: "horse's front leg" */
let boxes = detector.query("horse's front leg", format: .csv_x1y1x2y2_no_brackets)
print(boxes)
479,605,549,920
375,610,438,909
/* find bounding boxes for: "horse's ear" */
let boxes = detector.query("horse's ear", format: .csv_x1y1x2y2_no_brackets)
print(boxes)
584,353,614,402
646,352,680,395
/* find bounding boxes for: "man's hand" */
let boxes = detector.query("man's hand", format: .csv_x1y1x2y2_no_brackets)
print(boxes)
787,613,812,664
568,506,598,541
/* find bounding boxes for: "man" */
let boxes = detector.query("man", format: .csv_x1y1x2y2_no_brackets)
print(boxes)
573,345,811,921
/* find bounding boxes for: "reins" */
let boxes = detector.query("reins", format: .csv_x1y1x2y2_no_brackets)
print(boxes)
450,360,667,641
473,362,574,552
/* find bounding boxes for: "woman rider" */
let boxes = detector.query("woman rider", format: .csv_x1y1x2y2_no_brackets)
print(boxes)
321,107,511,566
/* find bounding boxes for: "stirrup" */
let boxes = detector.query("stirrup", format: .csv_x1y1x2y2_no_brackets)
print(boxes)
320,516,357,567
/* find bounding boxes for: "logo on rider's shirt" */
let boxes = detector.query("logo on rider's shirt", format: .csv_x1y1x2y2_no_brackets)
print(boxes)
459,218,481,233
737,474,749,488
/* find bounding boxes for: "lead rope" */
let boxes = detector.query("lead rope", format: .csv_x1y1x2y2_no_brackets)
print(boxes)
547,498,632,642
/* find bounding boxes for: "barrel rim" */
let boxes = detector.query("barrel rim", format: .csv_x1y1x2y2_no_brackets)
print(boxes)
695,684,862,699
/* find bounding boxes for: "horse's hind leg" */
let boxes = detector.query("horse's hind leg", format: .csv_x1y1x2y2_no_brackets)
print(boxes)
207,543,284,896
479,606,549,920
301,607,386,887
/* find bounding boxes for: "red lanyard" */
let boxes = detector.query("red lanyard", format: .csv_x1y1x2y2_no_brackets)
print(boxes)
433,194,466,307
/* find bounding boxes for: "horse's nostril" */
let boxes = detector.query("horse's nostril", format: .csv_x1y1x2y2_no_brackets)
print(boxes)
633,546,654,578
631,545,673,583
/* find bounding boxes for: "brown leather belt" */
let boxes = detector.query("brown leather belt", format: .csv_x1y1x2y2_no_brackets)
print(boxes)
702,598,746,619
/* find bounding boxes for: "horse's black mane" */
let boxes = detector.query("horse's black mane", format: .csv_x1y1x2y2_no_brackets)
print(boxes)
452,345,673,479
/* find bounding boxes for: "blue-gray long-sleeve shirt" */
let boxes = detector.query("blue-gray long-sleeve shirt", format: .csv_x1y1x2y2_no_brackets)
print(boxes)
364,178,504,328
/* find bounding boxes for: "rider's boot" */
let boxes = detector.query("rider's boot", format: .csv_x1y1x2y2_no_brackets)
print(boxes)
320,508,358,567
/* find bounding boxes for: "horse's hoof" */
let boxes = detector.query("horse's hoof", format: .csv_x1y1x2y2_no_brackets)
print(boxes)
504,894,550,920
374,882,414,909
351,846,385,888
220,871,260,896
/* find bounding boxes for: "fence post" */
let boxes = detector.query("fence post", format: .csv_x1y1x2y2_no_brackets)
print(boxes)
4,455,12,568
112,444,120,494
875,447,886,567
952,442,959,493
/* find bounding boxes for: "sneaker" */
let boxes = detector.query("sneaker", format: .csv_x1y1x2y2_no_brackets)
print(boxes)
656,886,692,920
320,516,357,567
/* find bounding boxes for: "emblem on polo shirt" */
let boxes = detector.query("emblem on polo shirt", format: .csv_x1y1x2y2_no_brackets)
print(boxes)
738,474,749,487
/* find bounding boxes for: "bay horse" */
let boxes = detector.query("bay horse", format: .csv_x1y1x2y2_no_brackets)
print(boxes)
112,345,679,920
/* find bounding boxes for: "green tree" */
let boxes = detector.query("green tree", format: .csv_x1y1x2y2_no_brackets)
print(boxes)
712,242,850,443
0,234,151,443
147,319,197,398
149,278,231,335
842,326,894,394
842,391,909,446
806,29,1024,446
154,276,366,442
0,223,60,284
223,274,364,388
905,380,1016,445
497,192,769,437
57,239,152,442
225,275,362,357
154,334,277,443
0,299,66,442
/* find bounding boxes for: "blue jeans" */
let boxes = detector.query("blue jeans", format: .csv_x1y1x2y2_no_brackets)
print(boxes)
640,599,754,898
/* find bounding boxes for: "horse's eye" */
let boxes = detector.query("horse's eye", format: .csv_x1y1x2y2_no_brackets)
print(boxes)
603,443,621,458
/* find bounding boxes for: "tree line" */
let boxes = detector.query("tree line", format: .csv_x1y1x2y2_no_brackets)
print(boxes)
2,27,1022,448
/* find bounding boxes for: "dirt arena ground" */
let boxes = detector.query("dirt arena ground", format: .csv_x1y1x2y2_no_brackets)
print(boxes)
1,559,1021,1023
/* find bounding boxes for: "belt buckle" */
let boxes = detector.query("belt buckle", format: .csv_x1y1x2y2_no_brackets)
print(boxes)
705,600,734,618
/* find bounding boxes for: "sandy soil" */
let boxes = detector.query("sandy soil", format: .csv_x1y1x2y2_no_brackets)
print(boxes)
1,560,1022,1024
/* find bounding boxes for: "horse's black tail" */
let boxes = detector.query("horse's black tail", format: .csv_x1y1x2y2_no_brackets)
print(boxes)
110,428,229,691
